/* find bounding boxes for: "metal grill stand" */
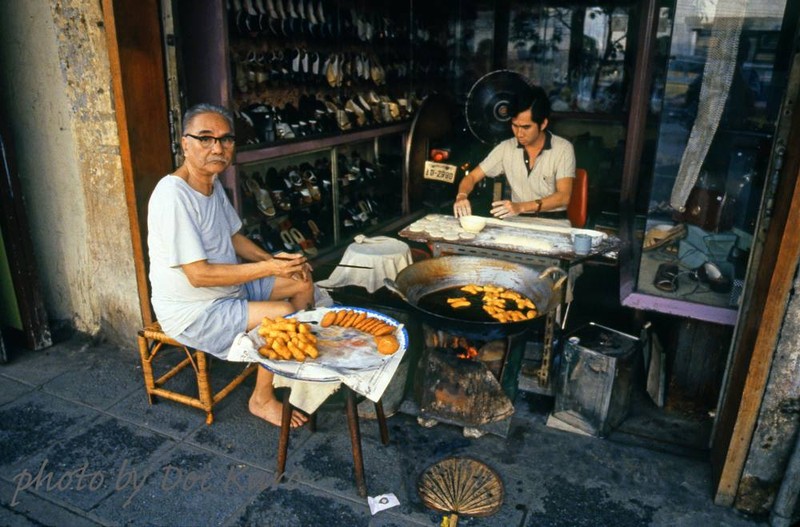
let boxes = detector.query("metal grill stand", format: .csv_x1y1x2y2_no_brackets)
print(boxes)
429,241,567,391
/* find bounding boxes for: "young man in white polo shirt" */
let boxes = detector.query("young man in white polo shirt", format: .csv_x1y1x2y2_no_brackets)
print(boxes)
453,85,576,223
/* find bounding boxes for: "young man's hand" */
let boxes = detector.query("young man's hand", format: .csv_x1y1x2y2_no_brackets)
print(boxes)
490,200,520,219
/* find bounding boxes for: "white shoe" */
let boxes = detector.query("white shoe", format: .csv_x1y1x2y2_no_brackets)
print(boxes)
316,0,325,23
265,0,278,18
306,0,317,24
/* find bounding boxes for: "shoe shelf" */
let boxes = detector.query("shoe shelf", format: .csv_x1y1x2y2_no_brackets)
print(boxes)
226,0,424,150
235,130,406,262
234,121,409,164
173,0,446,263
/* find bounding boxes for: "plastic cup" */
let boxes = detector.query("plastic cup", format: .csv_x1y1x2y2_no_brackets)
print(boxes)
573,233,592,255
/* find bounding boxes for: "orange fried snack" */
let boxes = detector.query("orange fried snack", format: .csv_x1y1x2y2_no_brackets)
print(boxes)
258,316,319,362
375,335,400,355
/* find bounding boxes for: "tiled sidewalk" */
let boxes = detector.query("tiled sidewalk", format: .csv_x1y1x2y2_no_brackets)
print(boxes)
0,334,763,527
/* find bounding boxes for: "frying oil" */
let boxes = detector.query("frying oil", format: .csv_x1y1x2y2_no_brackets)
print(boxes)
418,286,531,323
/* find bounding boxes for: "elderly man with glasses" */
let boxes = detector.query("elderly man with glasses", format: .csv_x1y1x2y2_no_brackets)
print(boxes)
147,103,312,428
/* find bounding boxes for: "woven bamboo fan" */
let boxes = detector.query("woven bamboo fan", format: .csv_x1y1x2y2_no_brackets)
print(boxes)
417,457,504,526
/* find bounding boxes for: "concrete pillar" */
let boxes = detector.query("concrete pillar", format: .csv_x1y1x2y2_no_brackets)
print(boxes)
0,0,140,345
736,269,800,517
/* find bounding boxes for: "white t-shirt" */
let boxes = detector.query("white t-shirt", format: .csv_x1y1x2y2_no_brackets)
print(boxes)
479,133,575,211
147,175,243,336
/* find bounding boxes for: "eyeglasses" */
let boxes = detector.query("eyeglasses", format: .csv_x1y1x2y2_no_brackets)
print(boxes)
183,133,236,148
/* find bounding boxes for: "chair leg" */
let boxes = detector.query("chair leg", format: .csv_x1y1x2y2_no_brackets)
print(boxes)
276,389,292,483
194,351,214,425
374,400,389,445
344,387,367,498
137,334,156,406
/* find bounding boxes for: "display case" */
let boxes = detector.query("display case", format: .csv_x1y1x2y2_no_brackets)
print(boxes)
234,125,408,258
620,0,796,325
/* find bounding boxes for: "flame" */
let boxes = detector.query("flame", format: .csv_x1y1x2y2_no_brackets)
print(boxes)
425,330,480,359
456,346,478,359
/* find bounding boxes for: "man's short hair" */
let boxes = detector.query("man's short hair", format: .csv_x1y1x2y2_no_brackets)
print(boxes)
510,85,550,126
182,103,234,133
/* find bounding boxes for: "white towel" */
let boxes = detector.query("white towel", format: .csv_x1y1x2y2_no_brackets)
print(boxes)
317,236,413,292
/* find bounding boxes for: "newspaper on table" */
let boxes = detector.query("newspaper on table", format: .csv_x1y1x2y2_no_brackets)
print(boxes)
228,307,408,404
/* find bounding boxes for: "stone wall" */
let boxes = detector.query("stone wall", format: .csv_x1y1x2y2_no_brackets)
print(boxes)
0,0,140,345
736,267,800,515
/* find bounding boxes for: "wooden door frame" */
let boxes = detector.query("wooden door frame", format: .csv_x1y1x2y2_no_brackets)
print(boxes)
102,0,174,326
710,46,800,505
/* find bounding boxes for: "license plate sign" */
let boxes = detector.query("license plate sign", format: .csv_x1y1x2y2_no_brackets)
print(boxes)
423,161,457,183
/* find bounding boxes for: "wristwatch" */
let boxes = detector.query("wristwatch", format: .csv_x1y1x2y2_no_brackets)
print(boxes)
534,199,543,214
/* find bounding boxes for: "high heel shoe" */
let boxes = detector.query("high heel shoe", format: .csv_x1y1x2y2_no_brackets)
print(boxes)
345,99,366,127
243,172,276,217
265,0,278,18
301,168,322,201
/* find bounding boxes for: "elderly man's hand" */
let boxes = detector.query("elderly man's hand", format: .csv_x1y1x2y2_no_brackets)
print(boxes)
490,200,520,219
270,252,310,280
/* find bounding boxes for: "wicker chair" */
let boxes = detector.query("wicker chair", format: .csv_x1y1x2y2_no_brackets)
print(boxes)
137,322,256,424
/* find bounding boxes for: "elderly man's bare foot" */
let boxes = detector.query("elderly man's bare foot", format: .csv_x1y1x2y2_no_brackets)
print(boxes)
249,396,307,428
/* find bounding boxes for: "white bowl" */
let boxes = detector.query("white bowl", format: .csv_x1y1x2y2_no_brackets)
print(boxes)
459,215,486,233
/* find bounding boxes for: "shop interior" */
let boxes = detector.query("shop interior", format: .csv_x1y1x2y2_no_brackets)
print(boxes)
157,0,799,456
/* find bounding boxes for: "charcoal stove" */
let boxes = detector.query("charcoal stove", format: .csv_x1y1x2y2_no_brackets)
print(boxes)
386,256,567,437
404,324,535,438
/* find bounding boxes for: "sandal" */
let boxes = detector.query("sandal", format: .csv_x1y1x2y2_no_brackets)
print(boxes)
307,219,324,242
302,169,322,201
244,174,276,217
653,263,680,293
279,229,301,252
643,224,686,252
298,187,313,205
290,227,318,256
271,189,292,211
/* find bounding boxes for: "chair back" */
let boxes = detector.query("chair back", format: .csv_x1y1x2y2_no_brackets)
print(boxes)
568,168,588,228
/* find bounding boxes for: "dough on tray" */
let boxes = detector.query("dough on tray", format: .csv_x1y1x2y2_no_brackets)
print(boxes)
493,234,553,251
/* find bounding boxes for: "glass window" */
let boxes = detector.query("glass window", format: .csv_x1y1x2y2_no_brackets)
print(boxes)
632,0,791,322
507,3,632,114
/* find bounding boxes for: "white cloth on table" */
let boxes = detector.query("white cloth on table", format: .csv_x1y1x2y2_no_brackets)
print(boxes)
271,376,341,414
316,236,413,293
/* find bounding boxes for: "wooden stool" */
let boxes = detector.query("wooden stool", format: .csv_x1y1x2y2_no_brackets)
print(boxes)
137,322,257,425
276,385,389,497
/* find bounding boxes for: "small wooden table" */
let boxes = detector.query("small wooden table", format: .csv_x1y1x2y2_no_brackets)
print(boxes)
275,382,388,497
240,307,408,498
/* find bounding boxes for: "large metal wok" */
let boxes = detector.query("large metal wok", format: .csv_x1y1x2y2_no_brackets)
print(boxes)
384,256,567,340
